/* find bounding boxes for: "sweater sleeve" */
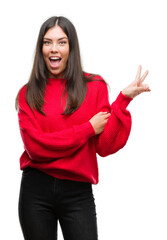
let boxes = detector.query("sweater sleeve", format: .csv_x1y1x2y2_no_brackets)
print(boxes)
95,81,132,157
18,87,95,162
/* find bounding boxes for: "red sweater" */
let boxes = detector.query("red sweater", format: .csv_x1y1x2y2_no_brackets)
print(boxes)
18,74,132,184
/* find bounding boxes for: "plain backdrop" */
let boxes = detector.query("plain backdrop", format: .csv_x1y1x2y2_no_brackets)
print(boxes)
0,0,167,239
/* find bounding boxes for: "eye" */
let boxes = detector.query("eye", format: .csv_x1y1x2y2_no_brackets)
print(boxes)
59,41,67,45
43,41,51,46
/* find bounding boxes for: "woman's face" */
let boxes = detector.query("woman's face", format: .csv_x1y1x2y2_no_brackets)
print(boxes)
42,25,70,78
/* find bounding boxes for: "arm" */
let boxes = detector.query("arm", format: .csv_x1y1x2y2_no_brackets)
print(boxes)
18,87,96,161
95,81,132,157
95,65,150,157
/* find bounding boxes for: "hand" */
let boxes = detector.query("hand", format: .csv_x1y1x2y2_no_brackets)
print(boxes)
122,65,151,98
89,112,111,135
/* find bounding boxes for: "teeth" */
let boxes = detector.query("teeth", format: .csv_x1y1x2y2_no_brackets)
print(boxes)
50,57,61,60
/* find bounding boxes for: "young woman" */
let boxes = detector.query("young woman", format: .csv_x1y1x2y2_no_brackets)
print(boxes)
16,16,150,240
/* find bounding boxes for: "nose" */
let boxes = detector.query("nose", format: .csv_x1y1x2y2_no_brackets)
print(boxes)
51,42,58,53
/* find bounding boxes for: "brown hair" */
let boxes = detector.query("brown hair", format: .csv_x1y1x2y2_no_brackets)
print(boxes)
15,16,105,115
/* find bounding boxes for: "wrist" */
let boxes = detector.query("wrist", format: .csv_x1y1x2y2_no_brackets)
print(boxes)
122,89,134,99
112,92,133,109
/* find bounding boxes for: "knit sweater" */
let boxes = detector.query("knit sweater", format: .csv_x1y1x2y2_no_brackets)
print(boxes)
18,73,132,184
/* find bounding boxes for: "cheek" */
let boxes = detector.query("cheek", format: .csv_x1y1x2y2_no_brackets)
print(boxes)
42,47,49,59
64,49,70,62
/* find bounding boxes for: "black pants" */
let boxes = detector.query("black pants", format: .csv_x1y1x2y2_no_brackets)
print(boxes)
18,167,98,240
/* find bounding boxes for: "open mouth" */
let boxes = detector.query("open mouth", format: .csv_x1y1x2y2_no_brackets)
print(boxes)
49,56,62,68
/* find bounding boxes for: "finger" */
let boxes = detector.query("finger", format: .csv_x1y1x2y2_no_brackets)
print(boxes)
99,112,111,118
137,85,151,94
135,65,142,82
100,111,111,114
96,112,107,115
103,113,111,118
143,84,151,91
140,70,149,83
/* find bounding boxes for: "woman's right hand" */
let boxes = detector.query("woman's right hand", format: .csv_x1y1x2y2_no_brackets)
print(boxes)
89,112,111,135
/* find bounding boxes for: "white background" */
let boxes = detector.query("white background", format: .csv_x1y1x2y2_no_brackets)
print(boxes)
0,0,167,239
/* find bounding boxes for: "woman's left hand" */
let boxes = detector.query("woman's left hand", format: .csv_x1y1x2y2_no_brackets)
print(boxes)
122,65,151,99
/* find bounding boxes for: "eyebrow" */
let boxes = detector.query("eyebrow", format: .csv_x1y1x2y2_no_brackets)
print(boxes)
43,37,68,41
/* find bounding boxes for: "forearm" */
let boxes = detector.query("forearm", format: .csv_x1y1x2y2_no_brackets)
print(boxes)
95,92,132,156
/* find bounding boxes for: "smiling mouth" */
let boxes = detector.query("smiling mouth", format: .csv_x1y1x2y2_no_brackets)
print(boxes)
49,57,62,68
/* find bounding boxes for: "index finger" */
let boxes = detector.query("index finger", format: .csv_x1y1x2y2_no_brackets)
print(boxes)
135,65,142,82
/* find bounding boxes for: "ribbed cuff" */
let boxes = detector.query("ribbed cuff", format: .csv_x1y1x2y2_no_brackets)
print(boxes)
114,92,133,109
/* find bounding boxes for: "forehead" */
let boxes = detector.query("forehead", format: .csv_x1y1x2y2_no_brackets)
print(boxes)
44,25,68,39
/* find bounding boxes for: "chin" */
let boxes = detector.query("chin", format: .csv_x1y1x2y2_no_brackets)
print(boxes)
49,71,64,79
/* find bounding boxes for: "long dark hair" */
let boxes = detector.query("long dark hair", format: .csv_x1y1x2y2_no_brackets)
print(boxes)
15,16,105,115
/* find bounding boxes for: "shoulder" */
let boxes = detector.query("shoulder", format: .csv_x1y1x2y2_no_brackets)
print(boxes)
19,84,27,95
84,72,109,96
18,84,27,104
84,72,104,81
84,72,107,89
